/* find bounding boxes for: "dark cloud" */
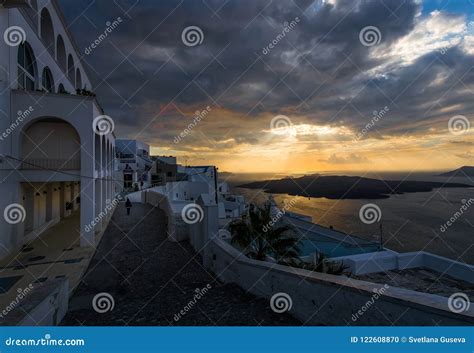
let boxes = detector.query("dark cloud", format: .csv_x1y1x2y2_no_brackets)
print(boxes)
59,0,474,149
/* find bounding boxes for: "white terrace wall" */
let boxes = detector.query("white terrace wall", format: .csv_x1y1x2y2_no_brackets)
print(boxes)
208,237,473,325
332,251,474,283
143,189,189,242
191,195,218,269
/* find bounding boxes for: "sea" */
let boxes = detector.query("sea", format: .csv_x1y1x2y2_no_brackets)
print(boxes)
221,171,474,264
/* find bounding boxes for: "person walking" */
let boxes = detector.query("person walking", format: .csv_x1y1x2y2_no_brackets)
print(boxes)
125,198,132,216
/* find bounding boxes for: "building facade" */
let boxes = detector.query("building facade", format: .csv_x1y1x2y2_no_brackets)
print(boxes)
0,0,115,259
114,139,153,191
150,155,178,186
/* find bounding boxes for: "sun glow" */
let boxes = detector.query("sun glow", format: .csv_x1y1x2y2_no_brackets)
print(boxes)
270,124,352,137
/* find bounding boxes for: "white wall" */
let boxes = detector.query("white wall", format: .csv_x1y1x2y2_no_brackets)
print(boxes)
209,237,473,325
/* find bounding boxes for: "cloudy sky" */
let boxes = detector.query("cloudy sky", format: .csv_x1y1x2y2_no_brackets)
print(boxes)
60,0,474,174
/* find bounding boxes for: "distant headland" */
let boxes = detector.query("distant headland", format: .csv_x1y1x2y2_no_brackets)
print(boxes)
438,166,474,177
239,175,472,200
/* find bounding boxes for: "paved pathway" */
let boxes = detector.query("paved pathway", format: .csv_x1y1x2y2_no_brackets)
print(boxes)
62,203,300,325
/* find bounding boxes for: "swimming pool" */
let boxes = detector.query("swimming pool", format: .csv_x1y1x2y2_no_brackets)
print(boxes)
285,214,380,258
298,236,380,258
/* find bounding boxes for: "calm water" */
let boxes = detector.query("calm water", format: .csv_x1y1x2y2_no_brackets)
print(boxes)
225,172,474,264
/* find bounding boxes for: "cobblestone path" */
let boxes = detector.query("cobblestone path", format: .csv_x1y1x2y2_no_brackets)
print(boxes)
62,203,301,325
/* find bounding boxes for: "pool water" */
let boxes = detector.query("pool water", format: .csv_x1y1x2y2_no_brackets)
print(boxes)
298,236,380,258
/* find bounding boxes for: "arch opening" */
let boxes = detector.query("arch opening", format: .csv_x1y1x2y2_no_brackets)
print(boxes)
41,67,55,92
56,35,66,71
17,42,37,90
40,8,55,54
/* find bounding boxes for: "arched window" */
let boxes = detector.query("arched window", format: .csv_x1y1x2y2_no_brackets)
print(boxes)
17,42,36,90
40,8,54,54
75,68,82,90
41,67,54,92
58,83,66,94
26,0,39,23
56,35,66,71
67,54,75,83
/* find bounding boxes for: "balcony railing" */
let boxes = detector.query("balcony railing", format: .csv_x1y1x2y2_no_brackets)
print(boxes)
22,158,80,170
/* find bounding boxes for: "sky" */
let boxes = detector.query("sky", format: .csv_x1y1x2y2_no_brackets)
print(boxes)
59,0,474,174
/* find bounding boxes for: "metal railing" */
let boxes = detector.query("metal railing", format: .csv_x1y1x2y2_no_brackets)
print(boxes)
21,158,80,170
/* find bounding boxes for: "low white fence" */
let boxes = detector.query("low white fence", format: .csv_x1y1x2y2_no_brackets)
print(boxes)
207,236,473,325
331,251,473,283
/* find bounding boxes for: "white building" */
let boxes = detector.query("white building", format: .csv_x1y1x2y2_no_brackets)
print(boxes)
115,139,152,191
177,165,217,202
0,0,115,259
153,155,176,165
